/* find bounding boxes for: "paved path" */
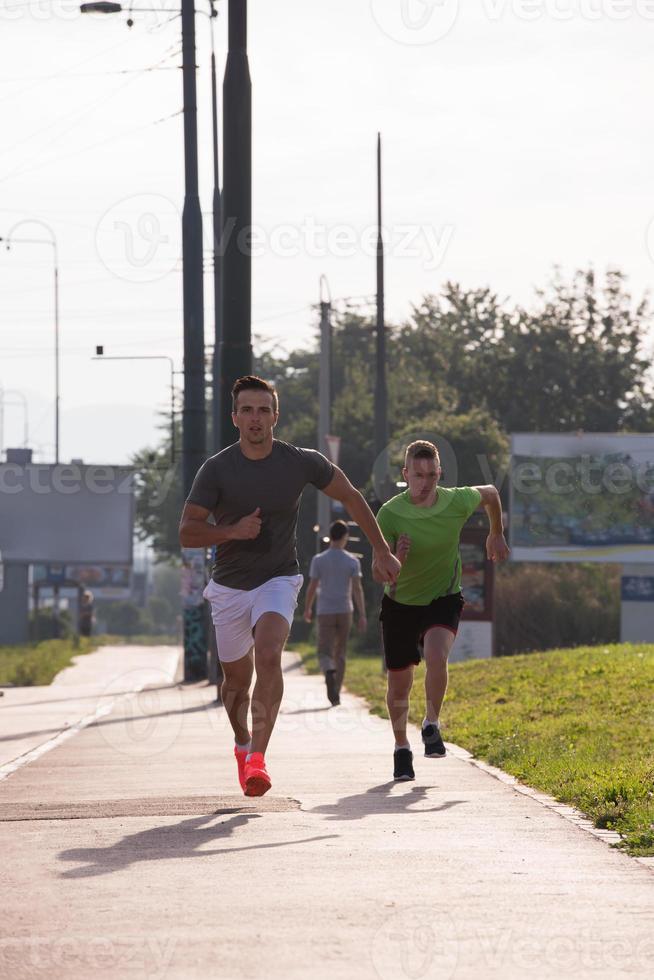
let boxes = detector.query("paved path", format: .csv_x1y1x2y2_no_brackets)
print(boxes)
0,646,652,979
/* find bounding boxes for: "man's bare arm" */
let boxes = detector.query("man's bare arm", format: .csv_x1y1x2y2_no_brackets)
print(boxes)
352,578,367,624
473,485,510,562
178,502,261,548
321,467,400,583
303,578,319,622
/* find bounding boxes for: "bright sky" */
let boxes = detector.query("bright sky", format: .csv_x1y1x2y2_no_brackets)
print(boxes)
1,0,653,464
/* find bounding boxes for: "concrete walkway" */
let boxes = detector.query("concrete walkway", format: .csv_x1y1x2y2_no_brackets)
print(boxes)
0,645,652,980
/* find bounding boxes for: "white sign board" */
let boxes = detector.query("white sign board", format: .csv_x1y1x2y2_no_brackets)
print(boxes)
510,433,654,563
0,464,134,564
451,621,493,663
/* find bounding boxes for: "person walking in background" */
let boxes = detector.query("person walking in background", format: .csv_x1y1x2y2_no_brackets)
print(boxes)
374,440,509,782
303,520,367,706
78,590,94,638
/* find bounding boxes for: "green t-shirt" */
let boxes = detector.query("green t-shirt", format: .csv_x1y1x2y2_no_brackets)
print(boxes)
377,486,482,606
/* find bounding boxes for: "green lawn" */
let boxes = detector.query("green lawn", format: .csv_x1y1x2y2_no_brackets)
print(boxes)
0,634,178,687
293,641,654,857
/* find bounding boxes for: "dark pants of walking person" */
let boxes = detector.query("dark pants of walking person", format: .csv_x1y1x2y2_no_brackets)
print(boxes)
317,612,352,705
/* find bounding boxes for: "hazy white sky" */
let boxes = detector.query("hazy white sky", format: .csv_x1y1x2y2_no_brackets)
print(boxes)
1,0,654,464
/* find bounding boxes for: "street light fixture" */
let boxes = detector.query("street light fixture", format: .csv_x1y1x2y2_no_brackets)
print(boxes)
80,0,221,472
92,348,179,464
0,220,60,463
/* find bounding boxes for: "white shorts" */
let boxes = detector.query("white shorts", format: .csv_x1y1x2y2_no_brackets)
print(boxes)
203,574,303,663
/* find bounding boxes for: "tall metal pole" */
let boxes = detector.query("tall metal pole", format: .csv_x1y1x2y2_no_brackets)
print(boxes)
210,8,223,455
374,132,388,497
181,0,208,681
317,275,332,547
181,0,206,497
1,221,59,462
220,0,252,448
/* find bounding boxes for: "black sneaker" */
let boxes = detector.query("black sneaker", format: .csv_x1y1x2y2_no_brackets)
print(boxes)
422,723,446,758
393,747,415,781
325,670,339,706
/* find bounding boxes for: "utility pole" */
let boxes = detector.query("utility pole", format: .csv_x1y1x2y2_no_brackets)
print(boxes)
374,132,389,499
181,0,208,681
220,0,253,447
210,6,223,455
317,275,332,547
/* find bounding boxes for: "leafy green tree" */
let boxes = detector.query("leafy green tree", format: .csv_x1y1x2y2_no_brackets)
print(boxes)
131,421,183,561
408,270,653,433
103,601,143,636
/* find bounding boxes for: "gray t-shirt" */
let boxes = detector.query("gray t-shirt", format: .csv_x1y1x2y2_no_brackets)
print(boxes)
309,548,362,615
187,440,334,590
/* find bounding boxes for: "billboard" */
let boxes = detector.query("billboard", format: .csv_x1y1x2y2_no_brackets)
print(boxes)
32,563,132,600
510,434,654,563
0,464,134,564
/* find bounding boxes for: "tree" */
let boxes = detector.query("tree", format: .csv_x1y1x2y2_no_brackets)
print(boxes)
406,270,654,434
131,421,183,561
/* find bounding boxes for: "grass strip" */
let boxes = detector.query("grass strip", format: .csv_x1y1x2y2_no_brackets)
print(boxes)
0,634,178,687
293,641,654,857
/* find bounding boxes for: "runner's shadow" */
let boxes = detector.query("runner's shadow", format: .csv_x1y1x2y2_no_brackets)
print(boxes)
309,782,467,821
58,812,338,879
281,705,332,716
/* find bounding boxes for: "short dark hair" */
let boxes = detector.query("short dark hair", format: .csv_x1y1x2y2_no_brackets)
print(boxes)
329,520,349,542
231,375,278,413
404,440,441,468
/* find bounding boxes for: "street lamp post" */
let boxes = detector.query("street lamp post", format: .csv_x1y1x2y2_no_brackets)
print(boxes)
81,1,222,462
93,349,179,464
81,0,208,681
0,221,60,463
374,133,388,488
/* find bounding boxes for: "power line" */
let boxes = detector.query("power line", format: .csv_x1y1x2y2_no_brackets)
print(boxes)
0,47,180,184
0,106,182,184
0,35,134,109
0,65,181,85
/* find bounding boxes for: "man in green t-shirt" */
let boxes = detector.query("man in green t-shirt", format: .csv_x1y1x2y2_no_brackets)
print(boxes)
373,440,509,781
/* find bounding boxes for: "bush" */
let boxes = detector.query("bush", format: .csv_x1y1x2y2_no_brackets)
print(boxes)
103,601,145,637
28,608,73,642
146,595,176,632
495,562,620,655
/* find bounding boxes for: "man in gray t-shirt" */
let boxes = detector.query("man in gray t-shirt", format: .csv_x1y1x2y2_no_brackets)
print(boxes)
179,375,400,799
303,520,367,706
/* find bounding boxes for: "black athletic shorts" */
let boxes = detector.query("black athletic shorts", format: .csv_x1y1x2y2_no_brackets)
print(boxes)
379,592,465,671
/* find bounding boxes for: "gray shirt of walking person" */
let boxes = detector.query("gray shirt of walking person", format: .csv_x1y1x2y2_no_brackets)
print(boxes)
309,548,362,614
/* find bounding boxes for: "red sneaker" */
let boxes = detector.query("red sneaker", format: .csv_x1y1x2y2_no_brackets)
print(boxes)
234,746,249,791
244,752,271,797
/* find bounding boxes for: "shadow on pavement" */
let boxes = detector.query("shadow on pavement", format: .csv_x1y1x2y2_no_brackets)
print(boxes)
309,782,467,821
0,683,186,711
58,812,338,879
0,701,221,745
281,705,332,716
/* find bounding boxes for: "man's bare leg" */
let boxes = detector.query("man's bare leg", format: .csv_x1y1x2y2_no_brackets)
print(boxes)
221,650,254,745
423,627,456,722
386,665,415,746
250,612,289,756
